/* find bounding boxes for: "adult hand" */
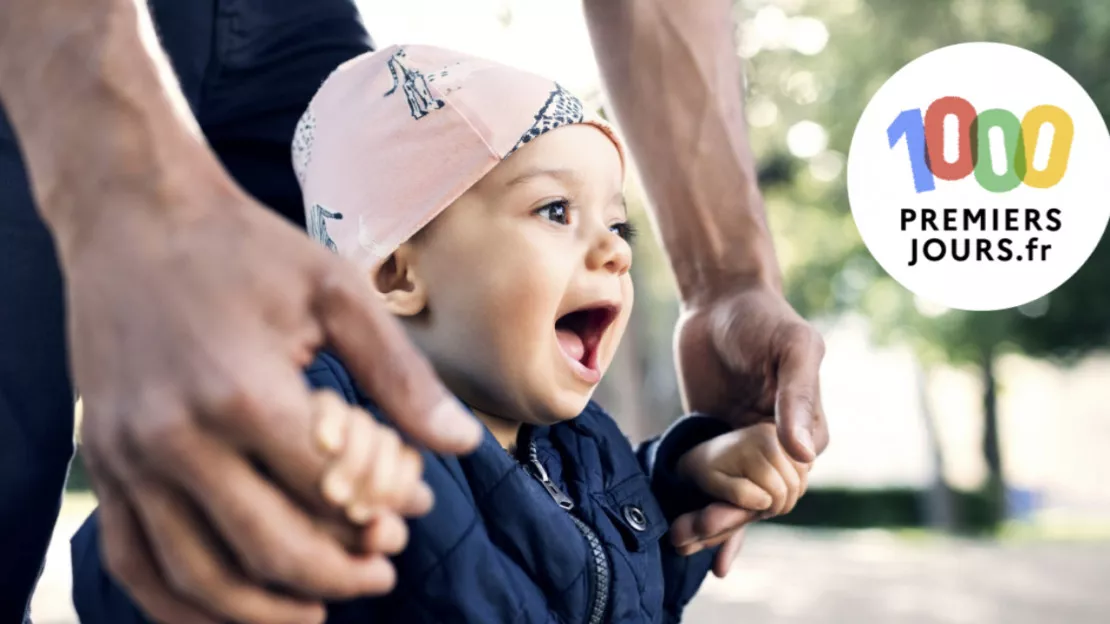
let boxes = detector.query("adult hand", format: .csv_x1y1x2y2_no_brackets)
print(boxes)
67,154,482,623
668,281,828,577
670,504,755,577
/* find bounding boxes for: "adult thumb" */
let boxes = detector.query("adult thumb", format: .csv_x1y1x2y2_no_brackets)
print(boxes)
774,325,828,462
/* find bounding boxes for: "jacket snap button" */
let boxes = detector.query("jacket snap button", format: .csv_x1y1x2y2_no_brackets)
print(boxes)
622,505,647,531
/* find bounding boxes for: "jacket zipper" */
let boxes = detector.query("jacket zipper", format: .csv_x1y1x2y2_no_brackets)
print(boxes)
523,433,610,624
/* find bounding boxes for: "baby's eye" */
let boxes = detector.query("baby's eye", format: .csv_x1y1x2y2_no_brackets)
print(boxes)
610,221,637,243
535,200,570,225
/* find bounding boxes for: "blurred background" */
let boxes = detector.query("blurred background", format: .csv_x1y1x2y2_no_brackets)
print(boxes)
34,0,1110,622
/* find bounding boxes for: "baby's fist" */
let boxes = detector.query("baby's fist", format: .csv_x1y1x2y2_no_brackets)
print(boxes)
677,422,811,518
312,390,433,525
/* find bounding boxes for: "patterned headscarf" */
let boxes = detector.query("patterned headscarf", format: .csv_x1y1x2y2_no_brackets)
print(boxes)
292,44,625,267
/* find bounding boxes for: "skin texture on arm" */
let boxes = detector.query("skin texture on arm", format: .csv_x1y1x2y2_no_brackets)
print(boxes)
584,0,779,301
584,0,829,576
0,1,481,622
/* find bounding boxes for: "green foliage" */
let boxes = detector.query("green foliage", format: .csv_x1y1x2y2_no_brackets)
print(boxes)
765,486,1003,535
745,0,1110,363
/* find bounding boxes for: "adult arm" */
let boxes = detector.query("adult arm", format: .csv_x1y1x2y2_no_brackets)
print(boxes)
0,1,480,622
584,0,829,575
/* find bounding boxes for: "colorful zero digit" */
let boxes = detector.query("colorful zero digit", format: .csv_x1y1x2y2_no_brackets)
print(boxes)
974,108,1025,193
1022,104,1073,189
924,96,976,181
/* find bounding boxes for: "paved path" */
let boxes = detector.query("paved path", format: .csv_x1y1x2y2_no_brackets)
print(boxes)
685,526,1110,624
32,499,1110,623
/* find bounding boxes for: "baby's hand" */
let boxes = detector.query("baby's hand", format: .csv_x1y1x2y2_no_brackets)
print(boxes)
677,422,811,519
311,390,434,545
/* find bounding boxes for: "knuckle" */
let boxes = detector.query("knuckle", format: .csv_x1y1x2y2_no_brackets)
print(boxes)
316,269,369,316
130,413,194,463
316,268,358,301
103,543,143,584
778,322,810,347
128,598,174,624
162,563,204,602
242,544,299,585
780,322,827,361
79,419,116,475
732,484,752,506
201,379,270,431
789,391,818,416
785,492,802,513
789,468,803,489
810,329,827,356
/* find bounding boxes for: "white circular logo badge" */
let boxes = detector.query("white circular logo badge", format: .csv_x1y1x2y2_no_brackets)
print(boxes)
847,42,1110,311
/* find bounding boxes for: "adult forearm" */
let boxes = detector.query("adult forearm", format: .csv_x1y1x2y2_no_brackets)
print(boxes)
0,0,210,259
584,0,780,304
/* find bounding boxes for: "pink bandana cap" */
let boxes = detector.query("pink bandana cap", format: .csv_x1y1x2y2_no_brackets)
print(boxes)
292,44,626,268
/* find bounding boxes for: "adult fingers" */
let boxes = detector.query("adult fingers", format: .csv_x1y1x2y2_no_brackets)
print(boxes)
128,479,326,624
192,346,349,516
314,269,481,453
156,422,399,599
313,516,373,553
793,460,811,507
773,322,827,462
712,528,747,578
670,503,758,549
678,527,736,556
97,490,220,624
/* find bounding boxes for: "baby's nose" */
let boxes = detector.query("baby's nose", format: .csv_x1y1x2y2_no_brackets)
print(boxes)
587,230,632,276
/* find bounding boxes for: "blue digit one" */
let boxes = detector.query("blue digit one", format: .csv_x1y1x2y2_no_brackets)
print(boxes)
887,107,935,193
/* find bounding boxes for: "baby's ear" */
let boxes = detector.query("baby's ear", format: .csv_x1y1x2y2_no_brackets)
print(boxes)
370,245,427,317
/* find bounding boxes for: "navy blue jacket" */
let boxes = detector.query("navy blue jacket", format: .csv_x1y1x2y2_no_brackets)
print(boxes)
71,352,733,623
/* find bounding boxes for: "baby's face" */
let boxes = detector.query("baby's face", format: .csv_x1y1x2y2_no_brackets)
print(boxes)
402,124,632,424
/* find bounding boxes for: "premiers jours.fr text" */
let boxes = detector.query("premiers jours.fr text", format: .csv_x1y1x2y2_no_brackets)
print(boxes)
901,207,1061,266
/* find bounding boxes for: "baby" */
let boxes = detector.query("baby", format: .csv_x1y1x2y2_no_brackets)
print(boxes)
71,44,809,624
297,44,810,623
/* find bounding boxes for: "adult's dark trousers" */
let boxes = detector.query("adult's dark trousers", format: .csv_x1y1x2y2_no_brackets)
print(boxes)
0,1,372,620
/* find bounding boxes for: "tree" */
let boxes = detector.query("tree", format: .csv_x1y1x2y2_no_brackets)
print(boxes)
738,0,1110,529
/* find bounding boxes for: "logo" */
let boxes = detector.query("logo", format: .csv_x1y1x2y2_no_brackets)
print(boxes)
847,42,1110,311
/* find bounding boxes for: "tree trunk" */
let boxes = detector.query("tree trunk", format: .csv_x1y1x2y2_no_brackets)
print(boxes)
980,345,1006,528
913,360,956,532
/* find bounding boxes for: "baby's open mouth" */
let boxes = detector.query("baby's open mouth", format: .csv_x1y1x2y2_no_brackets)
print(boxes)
555,304,619,380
